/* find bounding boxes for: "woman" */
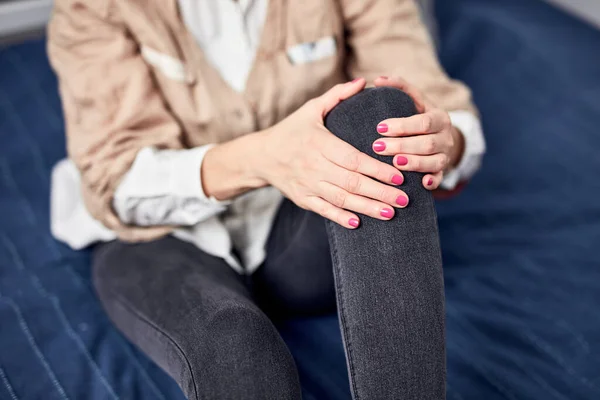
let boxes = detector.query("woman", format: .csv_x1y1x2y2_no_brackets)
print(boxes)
48,0,485,398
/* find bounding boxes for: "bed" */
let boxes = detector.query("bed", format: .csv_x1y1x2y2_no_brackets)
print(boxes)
1,0,599,398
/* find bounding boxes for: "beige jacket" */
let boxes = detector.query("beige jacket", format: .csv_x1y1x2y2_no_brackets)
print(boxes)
47,0,476,242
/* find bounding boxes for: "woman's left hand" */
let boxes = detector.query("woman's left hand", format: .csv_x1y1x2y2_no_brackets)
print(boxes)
371,76,465,190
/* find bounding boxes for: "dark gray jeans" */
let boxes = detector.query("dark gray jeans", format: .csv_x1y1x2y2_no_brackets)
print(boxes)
92,87,445,400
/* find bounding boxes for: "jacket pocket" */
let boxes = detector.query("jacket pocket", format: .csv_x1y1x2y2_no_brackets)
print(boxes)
140,46,193,84
286,36,337,65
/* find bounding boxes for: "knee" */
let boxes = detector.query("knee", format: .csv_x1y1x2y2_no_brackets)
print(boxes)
183,303,300,399
325,87,427,194
324,87,418,154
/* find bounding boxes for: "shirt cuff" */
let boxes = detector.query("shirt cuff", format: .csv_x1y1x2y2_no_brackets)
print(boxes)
441,111,486,190
113,146,230,226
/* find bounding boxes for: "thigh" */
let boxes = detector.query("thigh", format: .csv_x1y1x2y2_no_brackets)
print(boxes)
253,199,336,317
93,236,300,400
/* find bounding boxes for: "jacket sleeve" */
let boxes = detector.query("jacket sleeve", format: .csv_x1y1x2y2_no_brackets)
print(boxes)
340,0,478,115
47,0,183,240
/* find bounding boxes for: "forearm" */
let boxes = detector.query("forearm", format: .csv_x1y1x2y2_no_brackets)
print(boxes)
201,130,270,201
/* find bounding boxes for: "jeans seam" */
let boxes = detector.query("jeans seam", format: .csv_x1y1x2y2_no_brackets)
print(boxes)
327,223,361,400
102,287,201,400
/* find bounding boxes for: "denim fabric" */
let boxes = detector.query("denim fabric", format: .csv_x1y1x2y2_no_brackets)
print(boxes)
324,88,446,400
2,0,600,398
92,237,301,400
92,87,444,400
254,198,337,317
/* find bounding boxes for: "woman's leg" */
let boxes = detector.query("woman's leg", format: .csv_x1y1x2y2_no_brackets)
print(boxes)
325,87,446,399
92,236,301,400
255,87,445,399
253,198,336,317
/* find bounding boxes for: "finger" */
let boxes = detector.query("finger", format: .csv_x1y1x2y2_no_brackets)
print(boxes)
318,78,366,116
305,196,361,229
373,76,431,113
376,109,450,137
393,153,450,173
372,133,451,156
322,135,405,186
423,171,444,190
318,181,397,220
326,166,409,208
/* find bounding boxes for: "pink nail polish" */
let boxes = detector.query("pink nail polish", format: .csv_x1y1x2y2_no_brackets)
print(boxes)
377,123,388,133
349,218,360,228
380,208,394,218
351,78,361,83
392,175,404,185
395,156,408,166
427,177,434,186
373,141,386,152
396,196,409,207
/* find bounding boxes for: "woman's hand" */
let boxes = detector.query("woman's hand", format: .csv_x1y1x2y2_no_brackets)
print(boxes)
371,76,465,190
254,79,410,229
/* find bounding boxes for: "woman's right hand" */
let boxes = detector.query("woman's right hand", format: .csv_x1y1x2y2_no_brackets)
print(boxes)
254,79,410,229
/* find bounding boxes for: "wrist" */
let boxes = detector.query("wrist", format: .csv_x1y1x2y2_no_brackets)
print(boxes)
202,132,269,200
449,125,465,169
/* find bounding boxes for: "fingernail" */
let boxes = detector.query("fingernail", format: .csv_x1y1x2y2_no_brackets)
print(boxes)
349,218,360,228
379,76,388,79
373,141,386,152
380,208,394,218
427,177,434,186
395,156,408,166
392,174,404,185
351,78,362,83
377,123,388,133
396,196,409,207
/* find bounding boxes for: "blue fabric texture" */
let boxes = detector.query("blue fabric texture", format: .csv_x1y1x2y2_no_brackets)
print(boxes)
0,0,599,398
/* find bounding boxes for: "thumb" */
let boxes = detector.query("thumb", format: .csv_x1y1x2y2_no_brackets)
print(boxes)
318,78,366,116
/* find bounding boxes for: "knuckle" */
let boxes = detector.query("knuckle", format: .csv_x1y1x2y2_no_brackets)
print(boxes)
297,199,310,211
344,151,362,171
344,173,361,193
438,155,449,170
412,158,421,170
317,203,330,218
375,163,390,181
376,186,390,203
421,114,433,132
333,190,348,208
425,137,437,153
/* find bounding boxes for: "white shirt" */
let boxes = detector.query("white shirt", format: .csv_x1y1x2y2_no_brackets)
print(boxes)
51,0,486,274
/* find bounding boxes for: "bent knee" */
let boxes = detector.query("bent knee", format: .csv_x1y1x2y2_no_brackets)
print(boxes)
324,87,426,192
185,304,300,399
324,87,418,152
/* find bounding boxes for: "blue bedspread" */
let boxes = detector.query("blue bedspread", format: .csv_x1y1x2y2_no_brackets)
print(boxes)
1,0,599,398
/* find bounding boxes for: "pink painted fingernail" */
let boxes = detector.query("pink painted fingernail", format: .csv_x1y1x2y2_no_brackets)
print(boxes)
380,208,394,218
351,78,362,83
396,195,409,207
427,177,434,186
392,174,404,185
377,123,388,133
349,218,360,228
395,156,409,166
373,141,386,152
377,124,388,133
